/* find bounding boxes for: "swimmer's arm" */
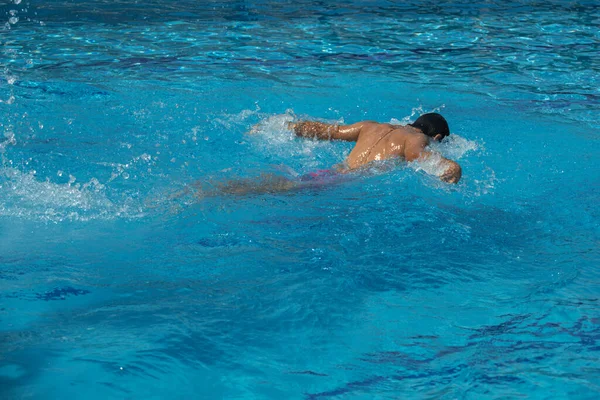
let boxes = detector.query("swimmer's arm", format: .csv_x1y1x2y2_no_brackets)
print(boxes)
404,137,462,184
287,120,375,142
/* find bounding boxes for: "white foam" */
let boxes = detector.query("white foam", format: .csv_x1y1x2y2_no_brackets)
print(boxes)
247,109,349,173
409,151,448,177
247,109,296,145
427,134,479,160
0,167,144,222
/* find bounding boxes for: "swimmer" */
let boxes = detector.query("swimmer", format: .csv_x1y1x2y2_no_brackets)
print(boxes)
288,113,461,183
192,113,461,198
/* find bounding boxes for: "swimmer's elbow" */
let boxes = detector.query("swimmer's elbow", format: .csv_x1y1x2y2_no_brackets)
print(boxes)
441,160,462,184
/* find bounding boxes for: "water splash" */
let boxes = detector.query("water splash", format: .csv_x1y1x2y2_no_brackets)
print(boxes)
428,134,480,161
247,109,296,145
0,167,144,222
245,109,349,173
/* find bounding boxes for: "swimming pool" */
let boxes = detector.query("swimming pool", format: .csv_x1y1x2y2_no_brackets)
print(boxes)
1,0,599,398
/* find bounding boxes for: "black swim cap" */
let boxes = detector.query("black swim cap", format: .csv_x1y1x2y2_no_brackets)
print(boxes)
409,113,450,139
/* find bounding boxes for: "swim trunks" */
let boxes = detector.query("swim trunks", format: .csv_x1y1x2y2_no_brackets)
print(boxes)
299,169,337,183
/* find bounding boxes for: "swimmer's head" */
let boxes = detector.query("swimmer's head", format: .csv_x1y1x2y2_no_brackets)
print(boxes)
410,113,450,141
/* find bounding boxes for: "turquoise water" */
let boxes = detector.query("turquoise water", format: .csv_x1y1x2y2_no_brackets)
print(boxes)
1,1,599,398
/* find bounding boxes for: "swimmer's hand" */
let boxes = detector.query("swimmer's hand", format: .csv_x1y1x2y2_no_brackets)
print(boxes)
248,117,297,135
440,160,462,184
248,123,262,135
406,140,462,184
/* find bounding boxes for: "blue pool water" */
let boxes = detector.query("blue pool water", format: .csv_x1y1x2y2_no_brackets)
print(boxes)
1,1,599,398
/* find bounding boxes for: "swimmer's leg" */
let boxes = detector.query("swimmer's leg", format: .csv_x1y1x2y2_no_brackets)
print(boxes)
215,173,299,196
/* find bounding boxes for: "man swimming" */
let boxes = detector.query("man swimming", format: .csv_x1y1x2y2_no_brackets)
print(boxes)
195,113,461,197
288,112,462,183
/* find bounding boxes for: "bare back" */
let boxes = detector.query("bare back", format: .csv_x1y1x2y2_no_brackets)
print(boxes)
345,123,428,169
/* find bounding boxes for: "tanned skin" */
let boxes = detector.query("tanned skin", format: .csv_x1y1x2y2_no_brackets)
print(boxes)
288,120,462,183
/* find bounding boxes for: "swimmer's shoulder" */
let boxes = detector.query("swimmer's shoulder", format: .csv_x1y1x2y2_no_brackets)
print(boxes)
358,122,398,138
387,127,430,154
392,125,429,141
